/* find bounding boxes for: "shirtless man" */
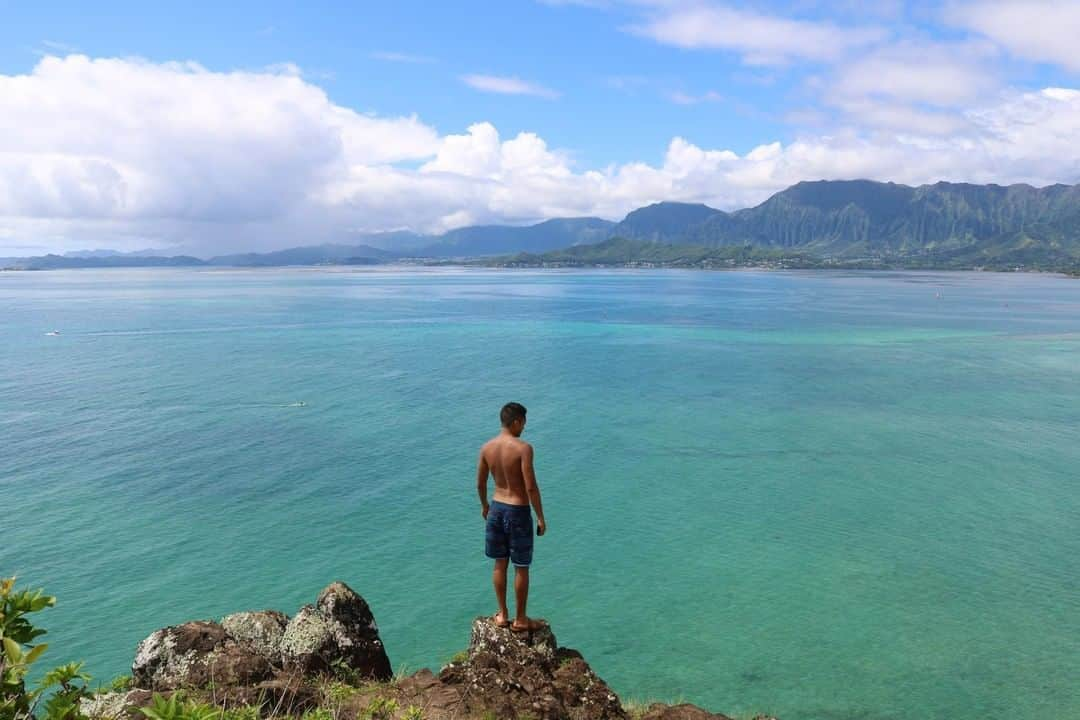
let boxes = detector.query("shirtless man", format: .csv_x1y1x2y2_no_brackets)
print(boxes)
476,402,547,632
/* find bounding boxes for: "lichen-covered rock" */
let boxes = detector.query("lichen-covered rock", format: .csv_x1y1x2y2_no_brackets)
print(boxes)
207,641,276,686
468,613,558,660
436,617,627,720
131,620,273,690
638,703,736,720
117,584,749,720
279,581,391,680
221,610,289,658
278,606,332,666
82,675,317,718
553,655,627,720
79,690,154,720
131,620,223,689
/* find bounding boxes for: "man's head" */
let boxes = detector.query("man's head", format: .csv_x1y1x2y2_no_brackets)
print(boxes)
500,402,527,436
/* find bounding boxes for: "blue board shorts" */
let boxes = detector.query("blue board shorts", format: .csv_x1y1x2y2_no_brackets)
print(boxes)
485,500,534,567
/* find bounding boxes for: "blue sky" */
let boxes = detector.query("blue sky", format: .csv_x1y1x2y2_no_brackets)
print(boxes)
3,0,802,164
2,1,1080,254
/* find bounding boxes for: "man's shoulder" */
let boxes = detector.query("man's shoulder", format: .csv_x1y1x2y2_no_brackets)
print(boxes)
480,435,508,451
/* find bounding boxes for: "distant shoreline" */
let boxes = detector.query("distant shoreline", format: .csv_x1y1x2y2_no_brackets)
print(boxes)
3,261,1079,278
464,259,1080,277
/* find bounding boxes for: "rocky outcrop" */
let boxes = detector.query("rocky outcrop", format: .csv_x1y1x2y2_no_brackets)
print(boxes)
130,582,388,692
221,610,289,658
82,583,761,720
467,614,559,660
78,689,155,720
131,620,273,690
434,617,626,720
279,582,391,679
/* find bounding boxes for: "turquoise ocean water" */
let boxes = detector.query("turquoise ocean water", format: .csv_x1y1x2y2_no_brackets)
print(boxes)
2,267,1079,720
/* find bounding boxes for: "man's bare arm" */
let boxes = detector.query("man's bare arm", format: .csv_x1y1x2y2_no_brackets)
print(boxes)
521,443,546,535
476,450,490,519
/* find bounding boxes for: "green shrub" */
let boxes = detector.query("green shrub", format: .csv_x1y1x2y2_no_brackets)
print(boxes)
220,706,260,720
320,680,359,704
402,705,422,720
93,676,132,696
138,693,219,720
358,698,397,720
1,577,91,720
328,660,362,686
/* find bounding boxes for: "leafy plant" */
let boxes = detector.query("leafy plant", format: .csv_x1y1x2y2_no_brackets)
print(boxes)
138,693,220,720
108,677,130,694
320,680,359,704
358,697,397,720
1,577,91,720
328,659,360,686
93,675,133,696
402,705,423,720
220,706,260,720
299,709,333,720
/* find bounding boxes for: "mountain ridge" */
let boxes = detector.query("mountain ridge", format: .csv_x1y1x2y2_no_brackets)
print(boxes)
6,179,1080,271
415,217,614,257
609,179,1080,268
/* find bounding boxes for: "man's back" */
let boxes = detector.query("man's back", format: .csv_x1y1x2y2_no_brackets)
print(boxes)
478,401,547,632
481,435,531,506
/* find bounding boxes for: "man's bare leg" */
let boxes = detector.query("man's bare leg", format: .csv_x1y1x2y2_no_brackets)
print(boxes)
514,566,529,623
511,566,541,630
492,559,510,625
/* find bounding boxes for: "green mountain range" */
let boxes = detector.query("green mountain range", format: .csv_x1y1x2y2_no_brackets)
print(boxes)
1,254,206,270
6,180,1080,272
612,180,1080,269
487,236,823,269
415,217,613,257
207,243,400,266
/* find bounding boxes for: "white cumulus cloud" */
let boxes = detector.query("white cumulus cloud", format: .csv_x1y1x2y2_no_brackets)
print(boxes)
2,55,1080,256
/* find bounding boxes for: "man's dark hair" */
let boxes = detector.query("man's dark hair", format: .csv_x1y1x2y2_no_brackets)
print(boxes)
500,402,527,427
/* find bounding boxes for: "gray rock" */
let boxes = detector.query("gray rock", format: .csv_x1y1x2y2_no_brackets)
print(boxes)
436,617,626,720
279,581,391,680
131,620,273,690
79,690,152,720
278,606,332,665
131,620,223,690
221,610,289,658
468,614,558,661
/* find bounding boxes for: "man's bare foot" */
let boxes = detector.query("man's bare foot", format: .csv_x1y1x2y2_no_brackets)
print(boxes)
491,611,510,628
510,617,545,632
